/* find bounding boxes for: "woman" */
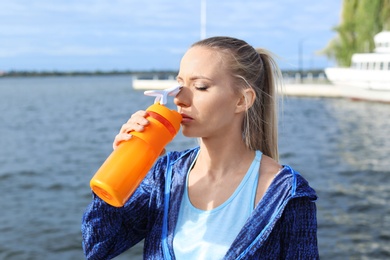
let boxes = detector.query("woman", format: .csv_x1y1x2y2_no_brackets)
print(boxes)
82,36,319,259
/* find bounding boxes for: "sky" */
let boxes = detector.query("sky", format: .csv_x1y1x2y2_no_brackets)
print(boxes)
0,0,342,72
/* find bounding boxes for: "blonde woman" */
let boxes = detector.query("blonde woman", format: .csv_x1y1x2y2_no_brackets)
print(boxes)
82,36,318,259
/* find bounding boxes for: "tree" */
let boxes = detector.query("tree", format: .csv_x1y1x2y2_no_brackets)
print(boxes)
322,0,390,67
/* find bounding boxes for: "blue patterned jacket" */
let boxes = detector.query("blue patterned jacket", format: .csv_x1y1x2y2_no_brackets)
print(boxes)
82,147,319,259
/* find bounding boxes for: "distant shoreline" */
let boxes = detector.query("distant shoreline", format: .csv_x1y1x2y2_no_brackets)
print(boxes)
0,70,177,78
0,69,326,78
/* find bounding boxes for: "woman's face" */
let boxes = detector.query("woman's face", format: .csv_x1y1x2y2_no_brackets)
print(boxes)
174,46,244,139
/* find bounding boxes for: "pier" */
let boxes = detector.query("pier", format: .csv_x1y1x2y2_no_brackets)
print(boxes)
282,83,342,98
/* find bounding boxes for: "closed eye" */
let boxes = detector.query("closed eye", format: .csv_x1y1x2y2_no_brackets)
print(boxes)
194,83,208,91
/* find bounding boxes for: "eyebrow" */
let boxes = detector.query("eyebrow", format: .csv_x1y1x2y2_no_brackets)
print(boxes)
176,75,213,81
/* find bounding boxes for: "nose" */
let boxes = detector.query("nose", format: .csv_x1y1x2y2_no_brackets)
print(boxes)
174,87,190,108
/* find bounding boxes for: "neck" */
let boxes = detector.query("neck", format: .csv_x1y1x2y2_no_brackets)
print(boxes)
195,137,255,178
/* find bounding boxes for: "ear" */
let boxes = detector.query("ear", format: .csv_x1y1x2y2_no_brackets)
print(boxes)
235,88,256,113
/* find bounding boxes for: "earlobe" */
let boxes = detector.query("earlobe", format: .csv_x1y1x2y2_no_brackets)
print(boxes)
236,88,256,113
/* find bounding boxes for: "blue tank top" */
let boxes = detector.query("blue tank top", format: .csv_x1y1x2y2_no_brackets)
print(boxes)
173,151,262,259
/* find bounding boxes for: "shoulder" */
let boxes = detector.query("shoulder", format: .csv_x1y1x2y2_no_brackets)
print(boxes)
260,155,282,178
258,155,282,187
256,155,282,204
277,165,318,201
257,158,317,204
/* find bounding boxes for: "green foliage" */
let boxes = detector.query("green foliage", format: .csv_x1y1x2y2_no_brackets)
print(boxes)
323,0,390,66
381,0,390,29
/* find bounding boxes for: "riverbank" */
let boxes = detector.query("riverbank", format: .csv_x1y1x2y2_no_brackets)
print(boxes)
283,83,341,98
283,83,390,103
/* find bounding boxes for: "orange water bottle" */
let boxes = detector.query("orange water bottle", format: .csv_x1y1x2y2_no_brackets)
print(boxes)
90,86,182,207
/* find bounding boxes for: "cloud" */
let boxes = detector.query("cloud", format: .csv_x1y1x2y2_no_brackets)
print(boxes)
0,44,118,58
0,0,341,70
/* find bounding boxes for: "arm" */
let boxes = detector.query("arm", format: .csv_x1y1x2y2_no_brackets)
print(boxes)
81,169,154,260
281,197,319,259
81,110,156,259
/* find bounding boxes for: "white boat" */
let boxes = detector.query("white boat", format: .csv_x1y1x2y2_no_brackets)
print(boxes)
132,75,177,90
325,31,390,92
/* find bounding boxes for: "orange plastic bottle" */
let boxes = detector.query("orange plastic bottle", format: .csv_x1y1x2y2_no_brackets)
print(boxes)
90,103,182,207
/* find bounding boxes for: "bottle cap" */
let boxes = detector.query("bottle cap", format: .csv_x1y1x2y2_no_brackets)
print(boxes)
144,85,182,105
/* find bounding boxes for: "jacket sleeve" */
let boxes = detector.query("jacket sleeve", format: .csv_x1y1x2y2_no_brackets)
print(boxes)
81,166,156,260
281,197,319,260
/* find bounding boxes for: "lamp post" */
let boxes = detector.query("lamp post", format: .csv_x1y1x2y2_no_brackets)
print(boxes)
200,0,206,39
298,38,304,83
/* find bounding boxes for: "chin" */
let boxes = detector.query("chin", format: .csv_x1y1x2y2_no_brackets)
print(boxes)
181,128,199,138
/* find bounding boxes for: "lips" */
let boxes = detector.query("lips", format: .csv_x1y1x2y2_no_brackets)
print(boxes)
180,113,193,123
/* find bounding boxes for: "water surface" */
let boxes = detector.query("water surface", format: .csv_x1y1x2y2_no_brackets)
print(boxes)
0,76,389,259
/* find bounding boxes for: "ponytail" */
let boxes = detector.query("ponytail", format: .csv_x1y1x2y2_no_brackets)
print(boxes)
246,49,281,160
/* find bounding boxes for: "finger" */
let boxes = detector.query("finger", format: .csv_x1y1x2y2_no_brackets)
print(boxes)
130,110,149,119
113,133,132,150
128,111,149,125
119,111,150,134
120,122,146,134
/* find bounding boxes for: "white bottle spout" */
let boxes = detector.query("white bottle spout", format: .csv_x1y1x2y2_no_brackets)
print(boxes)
144,85,183,105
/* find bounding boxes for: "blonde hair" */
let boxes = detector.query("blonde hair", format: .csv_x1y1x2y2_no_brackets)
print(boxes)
192,37,282,160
